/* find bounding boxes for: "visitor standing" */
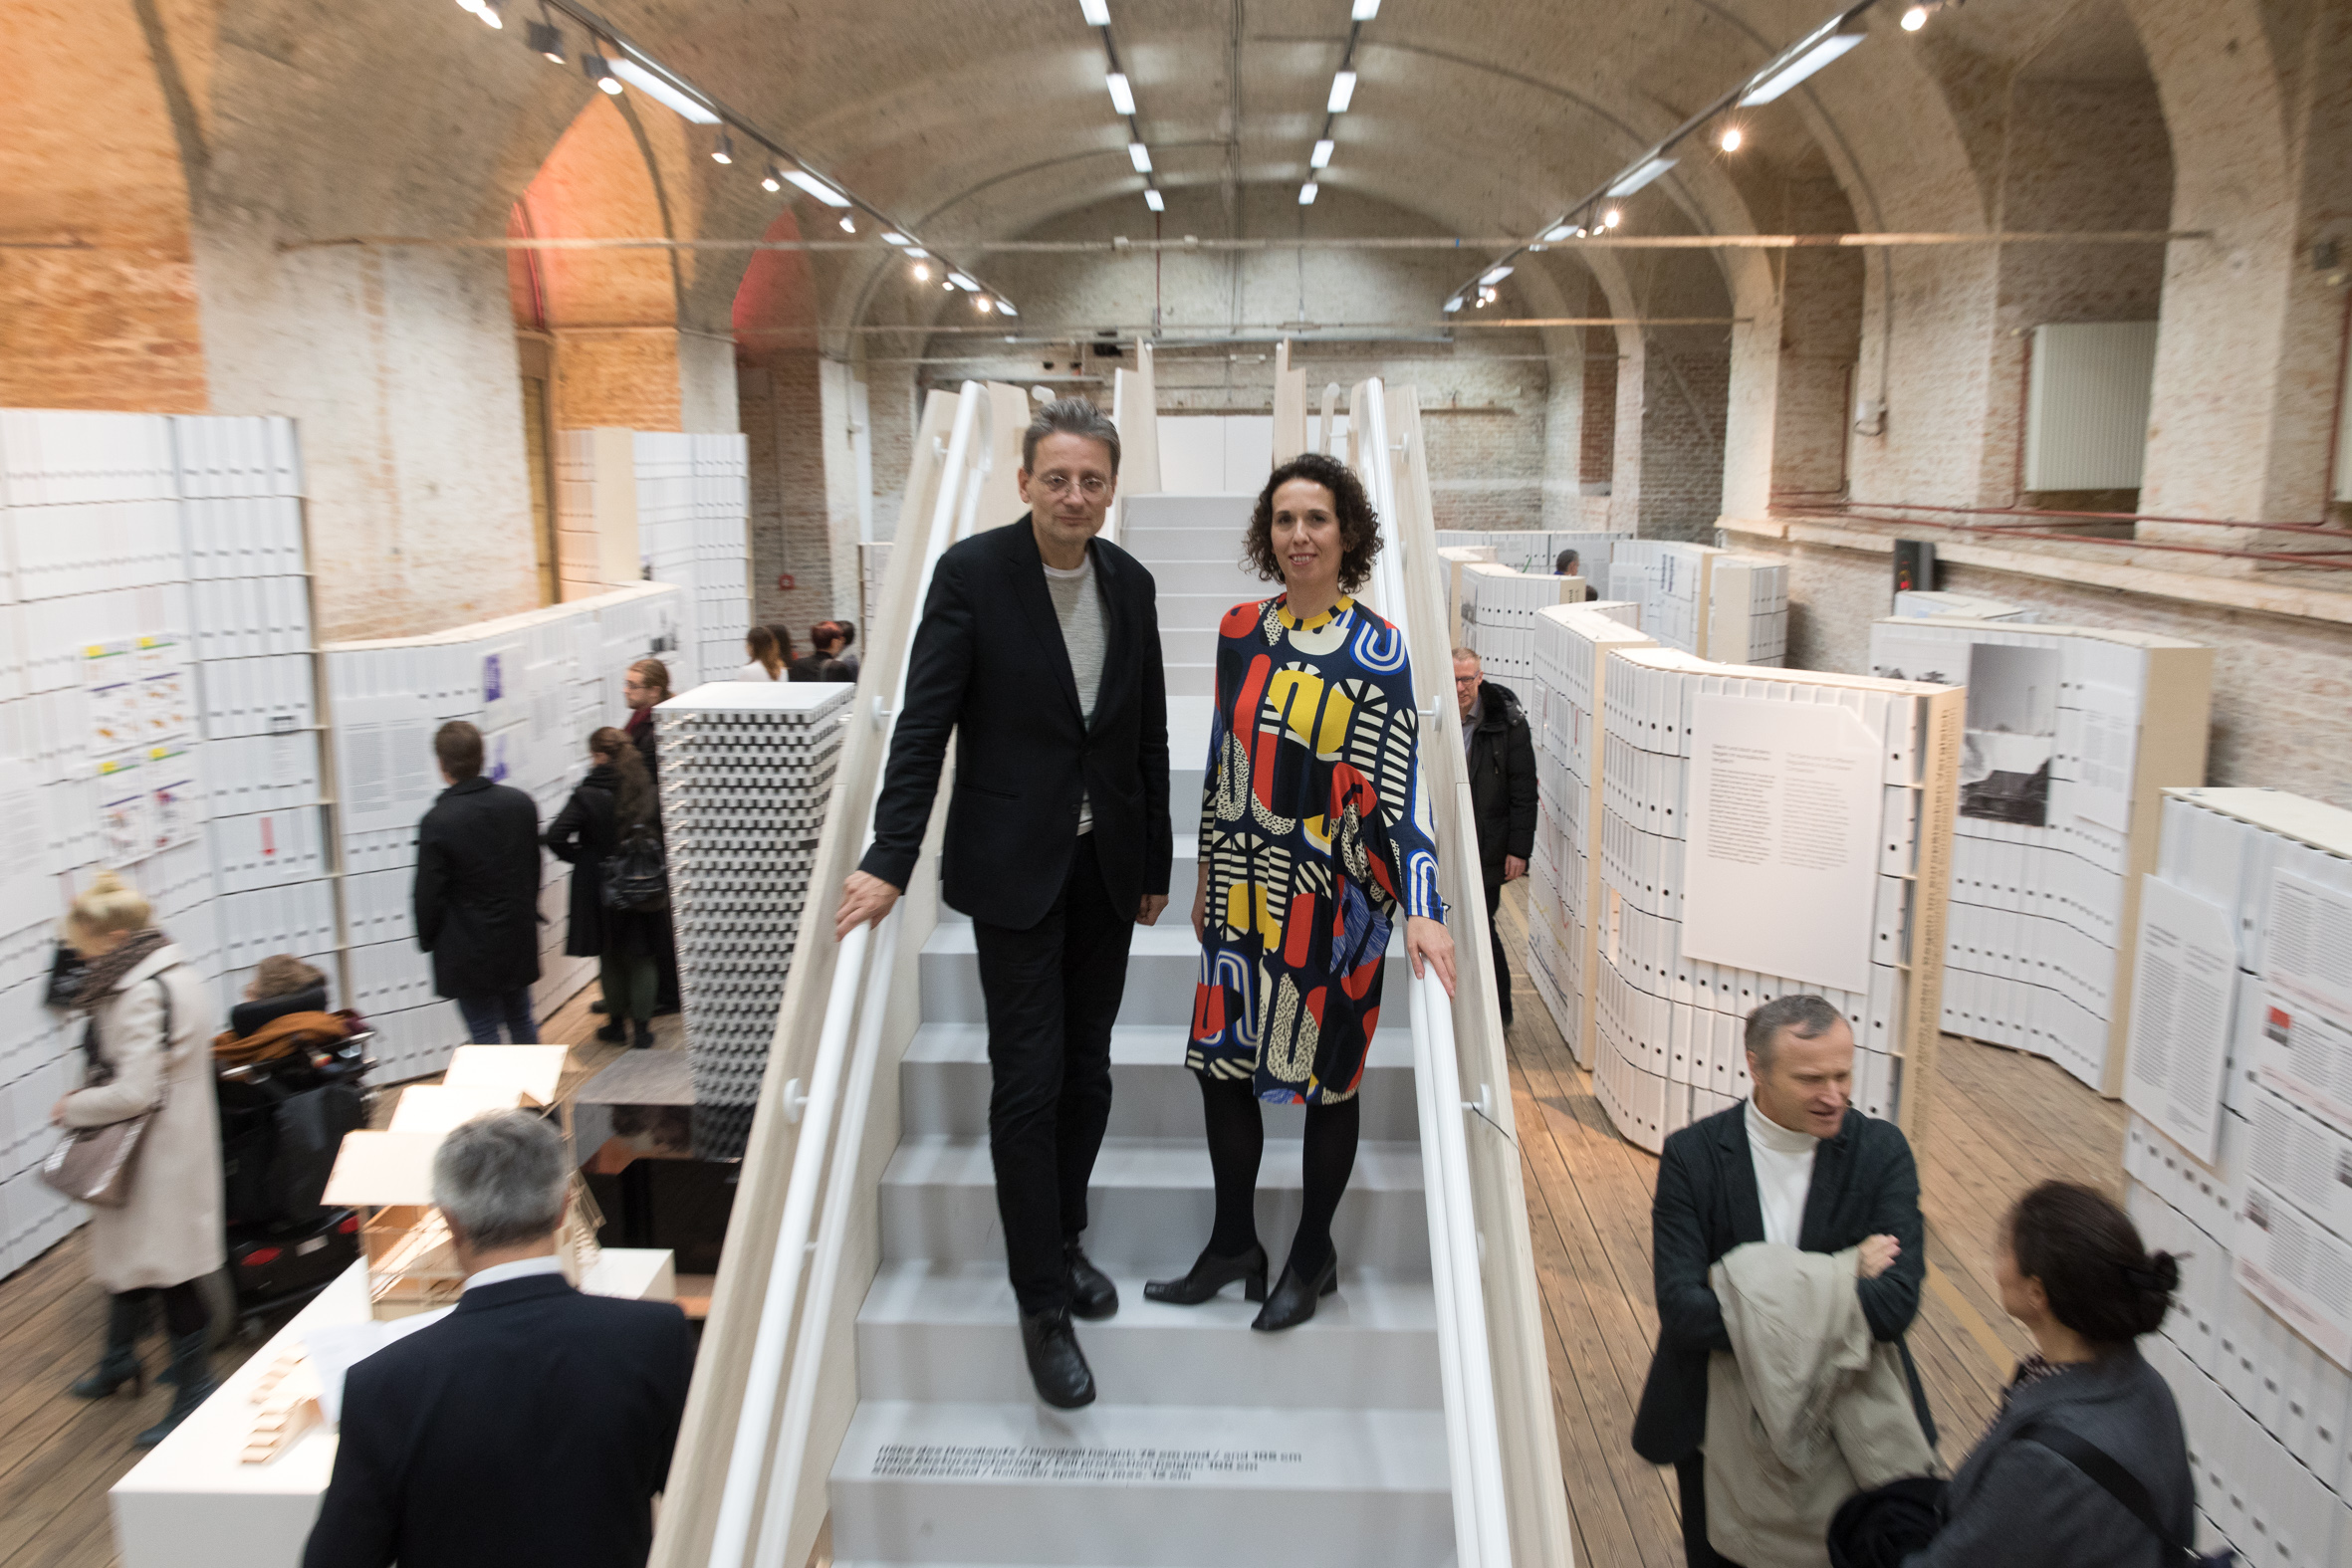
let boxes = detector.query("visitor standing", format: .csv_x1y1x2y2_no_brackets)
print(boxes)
413,721,543,1044
1455,645,1536,1026
545,729,665,1049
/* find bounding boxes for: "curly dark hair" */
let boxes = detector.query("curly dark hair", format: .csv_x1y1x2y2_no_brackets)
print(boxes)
1242,452,1384,595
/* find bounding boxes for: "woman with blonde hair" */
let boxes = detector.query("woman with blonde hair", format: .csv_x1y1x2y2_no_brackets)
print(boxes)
51,869,224,1447
546,728,665,1048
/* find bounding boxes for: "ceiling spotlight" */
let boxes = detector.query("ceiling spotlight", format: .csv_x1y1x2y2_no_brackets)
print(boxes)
1143,188,1165,212
977,297,994,314
839,214,856,233
1603,207,1622,228
1310,138,1334,169
1298,181,1319,205
1106,73,1136,115
1128,142,1153,172
1079,0,1110,22
527,19,565,60
1327,71,1357,112
585,51,623,94
761,163,783,192
1901,4,1931,28
1720,125,1744,151
1351,0,1381,16
911,262,931,282
710,129,734,165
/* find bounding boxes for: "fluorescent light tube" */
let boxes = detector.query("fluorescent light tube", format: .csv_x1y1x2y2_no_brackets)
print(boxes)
1327,71,1356,112
1143,188,1165,211
947,272,979,291
1311,138,1334,168
1739,31,1864,104
1543,224,1577,242
1352,0,1381,16
1079,0,1109,23
996,300,1018,317
881,232,911,245
1443,296,1464,313
785,170,851,206
609,58,719,122
1480,265,1514,285
906,247,929,258
1298,181,1318,204
1128,142,1152,171
1607,156,1677,196
1106,73,1136,114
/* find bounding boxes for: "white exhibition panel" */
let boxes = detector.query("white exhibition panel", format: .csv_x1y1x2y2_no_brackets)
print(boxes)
109,1249,677,1568
2122,788,2352,1565
1155,415,1274,494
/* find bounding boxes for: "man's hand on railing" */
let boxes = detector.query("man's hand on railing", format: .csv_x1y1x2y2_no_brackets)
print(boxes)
1137,894,1169,927
835,871,902,940
1405,915,1457,999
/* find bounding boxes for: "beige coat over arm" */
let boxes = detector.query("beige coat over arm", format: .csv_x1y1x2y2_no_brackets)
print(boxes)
59,943,225,1293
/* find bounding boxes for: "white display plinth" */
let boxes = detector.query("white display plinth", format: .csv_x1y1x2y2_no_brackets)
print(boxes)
109,1248,676,1568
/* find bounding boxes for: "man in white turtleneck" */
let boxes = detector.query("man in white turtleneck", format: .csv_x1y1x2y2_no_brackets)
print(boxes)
1632,996,1932,1568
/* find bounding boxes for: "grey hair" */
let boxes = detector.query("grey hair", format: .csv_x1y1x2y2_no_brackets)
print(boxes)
431,1111,569,1250
1452,646,1481,664
1023,397,1122,475
1744,994,1845,1069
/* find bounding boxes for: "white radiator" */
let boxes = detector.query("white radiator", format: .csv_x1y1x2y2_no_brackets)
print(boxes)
2024,322,2160,492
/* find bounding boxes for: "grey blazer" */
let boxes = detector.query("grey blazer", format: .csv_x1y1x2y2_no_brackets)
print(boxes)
1908,1345,2194,1568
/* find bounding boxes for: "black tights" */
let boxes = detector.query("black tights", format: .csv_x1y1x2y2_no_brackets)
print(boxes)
1196,1074,1361,1276
118,1280,209,1339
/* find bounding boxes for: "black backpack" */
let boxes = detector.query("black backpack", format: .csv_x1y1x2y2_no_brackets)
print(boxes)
598,818,670,913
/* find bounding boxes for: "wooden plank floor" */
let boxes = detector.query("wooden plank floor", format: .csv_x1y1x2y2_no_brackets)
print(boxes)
0,983,631,1568
1493,882,2127,1567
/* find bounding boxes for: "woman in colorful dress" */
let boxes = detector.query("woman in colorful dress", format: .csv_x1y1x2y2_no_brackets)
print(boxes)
1145,452,1456,1331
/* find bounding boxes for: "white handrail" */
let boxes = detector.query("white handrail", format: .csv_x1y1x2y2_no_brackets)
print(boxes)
702,382,992,1568
1352,380,1514,1567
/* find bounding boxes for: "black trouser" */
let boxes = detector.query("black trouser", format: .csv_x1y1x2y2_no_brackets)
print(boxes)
1675,1454,1748,1568
970,833,1134,1315
1485,874,1512,1023
118,1279,210,1338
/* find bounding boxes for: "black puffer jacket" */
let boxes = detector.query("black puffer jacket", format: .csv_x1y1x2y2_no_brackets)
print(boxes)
1465,678,1537,882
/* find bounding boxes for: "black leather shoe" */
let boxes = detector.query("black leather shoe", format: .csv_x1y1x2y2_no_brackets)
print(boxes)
1063,1239,1119,1320
1019,1308,1096,1409
1251,1250,1339,1332
1144,1242,1269,1306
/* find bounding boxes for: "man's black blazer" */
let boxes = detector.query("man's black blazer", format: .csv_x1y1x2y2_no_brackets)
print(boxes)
1630,1103,1935,1465
859,515,1172,931
302,1274,695,1568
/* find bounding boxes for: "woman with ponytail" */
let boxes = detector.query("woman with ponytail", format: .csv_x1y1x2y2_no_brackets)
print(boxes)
545,729,664,1048
1880,1181,2199,1567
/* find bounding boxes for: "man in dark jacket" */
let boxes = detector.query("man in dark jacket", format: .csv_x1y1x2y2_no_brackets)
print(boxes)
304,1112,693,1568
1633,995,1932,1568
835,398,1171,1411
413,721,543,1043
1454,648,1536,1026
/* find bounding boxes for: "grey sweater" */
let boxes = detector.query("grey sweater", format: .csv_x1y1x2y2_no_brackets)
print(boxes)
1907,1345,2194,1568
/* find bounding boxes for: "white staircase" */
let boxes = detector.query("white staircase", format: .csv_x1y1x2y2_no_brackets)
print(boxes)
823,493,1456,1566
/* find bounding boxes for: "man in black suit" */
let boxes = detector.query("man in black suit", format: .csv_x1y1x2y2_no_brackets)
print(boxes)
1631,995,1933,1568
836,398,1171,1410
303,1112,694,1568
413,721,544,1043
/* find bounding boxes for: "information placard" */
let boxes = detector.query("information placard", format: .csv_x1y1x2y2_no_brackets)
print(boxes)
2123,874,2238,1166
1682,695,1881,995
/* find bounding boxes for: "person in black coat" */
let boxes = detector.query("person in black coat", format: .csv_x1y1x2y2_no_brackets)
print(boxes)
413,722,543,1043
619,658,681,1016
545,728,663,1050
1890,1181,2192,1568
835,398,1170,1411
302,1112,693,1568
1634,995,1932,1568
1453,647,1537,1026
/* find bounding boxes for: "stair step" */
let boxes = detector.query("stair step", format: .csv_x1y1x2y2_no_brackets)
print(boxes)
918,923,1411,1028
897,1023,1421,1141
879,1135,1431,1271
828,1399,1453,1565
854,1262,1441,1408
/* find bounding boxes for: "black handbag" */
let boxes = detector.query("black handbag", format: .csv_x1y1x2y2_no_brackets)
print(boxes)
598,820,670,912
1828,1475,1947,1568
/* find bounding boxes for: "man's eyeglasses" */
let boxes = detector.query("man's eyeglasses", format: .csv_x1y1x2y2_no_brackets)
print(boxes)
1035,473,1110,499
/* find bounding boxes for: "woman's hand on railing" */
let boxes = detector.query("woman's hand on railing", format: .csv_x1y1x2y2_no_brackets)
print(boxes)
835,871,902,940
1405,915,1457,999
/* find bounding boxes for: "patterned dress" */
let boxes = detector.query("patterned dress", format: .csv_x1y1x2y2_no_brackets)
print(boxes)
1188,593,1444,1104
